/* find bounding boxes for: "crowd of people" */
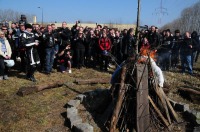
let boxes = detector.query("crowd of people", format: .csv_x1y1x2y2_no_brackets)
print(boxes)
0,15,200,82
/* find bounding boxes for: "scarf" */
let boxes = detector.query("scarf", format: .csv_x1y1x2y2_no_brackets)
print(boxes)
0,38,7,52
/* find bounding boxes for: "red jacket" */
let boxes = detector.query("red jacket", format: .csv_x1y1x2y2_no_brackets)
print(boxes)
98,37,111,51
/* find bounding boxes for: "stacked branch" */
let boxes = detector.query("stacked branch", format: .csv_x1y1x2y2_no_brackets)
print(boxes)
109,66,127,132
107,54,179,131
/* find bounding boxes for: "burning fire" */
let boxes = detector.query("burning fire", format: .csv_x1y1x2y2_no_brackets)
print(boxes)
138,47,157,63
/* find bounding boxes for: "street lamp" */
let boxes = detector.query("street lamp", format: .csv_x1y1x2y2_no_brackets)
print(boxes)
38,7,43,26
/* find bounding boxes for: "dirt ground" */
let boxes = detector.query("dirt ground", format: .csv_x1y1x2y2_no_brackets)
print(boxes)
0,59,200,132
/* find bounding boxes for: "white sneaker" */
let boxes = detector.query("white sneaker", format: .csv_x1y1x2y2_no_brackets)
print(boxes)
16,57,21,62
3,75,8,80
68,69,72,73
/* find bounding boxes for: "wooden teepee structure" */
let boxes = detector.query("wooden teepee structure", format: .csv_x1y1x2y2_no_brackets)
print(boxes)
107,53,179,132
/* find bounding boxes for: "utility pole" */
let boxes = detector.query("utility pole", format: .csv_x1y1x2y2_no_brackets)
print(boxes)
135,0,141,54
153,0,168,25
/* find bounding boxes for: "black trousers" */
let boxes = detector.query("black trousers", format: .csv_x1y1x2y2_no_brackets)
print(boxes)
75,48,85,68
0,57,8,76
99,54,109,71
26,64,37,77
19,50,27,72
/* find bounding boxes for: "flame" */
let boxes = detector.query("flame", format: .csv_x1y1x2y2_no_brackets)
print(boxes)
138,47,157,63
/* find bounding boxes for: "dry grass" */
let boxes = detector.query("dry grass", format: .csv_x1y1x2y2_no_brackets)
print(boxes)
0,67,111,132
164,61,200,111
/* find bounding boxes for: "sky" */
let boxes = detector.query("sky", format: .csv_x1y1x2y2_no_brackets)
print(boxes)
0,0,199,27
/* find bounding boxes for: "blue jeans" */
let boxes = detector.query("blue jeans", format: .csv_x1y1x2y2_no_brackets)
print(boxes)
45,47,55,73
180,53,193,74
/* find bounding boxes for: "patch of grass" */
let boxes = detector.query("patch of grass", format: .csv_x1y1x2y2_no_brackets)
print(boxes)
0,67,112,131
164,59,200,110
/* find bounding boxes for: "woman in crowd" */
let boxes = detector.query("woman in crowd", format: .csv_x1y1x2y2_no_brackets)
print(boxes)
73,30,86,69
98,31,111,71
85,29,98,68
0,30,13,80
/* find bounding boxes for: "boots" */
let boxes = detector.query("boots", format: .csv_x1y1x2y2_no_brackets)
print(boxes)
30,75,36,82
27,65,37,82
26,74,36,82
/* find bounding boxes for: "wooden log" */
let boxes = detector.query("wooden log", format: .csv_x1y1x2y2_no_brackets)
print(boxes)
149,61,179,122
178,88,200,94
155,86,172,124
75,77,110,85
148,96,170,128
17,81,65,96
160,88,179,122
136,64,150,132
178,88,200,104
109,66,127,132
150,66,171,124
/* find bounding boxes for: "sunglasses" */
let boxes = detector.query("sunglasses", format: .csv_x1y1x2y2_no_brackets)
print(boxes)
2,29,7,30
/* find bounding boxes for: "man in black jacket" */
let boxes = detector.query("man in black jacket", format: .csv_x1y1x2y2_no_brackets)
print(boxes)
148,26,161,49
158,30,173,71
121,28,136,60
19,15,27,26
58,22,72,47
180,32,193,75
171,29,182,70
191,31,200,65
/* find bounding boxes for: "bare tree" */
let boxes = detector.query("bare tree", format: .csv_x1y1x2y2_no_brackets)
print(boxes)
0,9,34,23
161,1,200,34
